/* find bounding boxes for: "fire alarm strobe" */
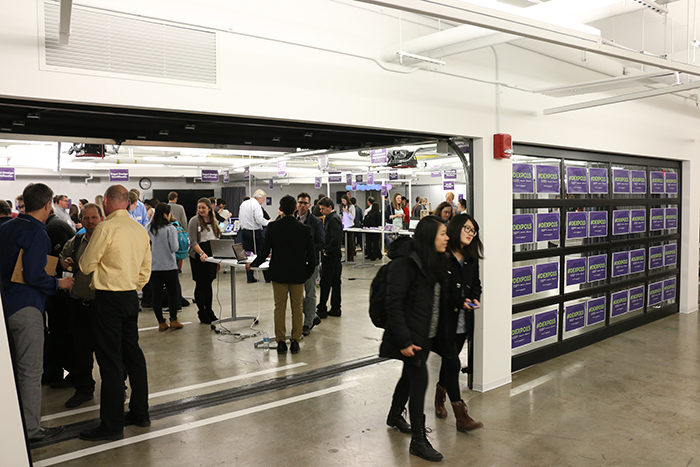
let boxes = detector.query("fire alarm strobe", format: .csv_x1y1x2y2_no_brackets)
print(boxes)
493,134,513,159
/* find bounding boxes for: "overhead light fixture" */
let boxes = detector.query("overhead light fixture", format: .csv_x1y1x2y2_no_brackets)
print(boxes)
159,130,169,136
535,72,675,97
397,51,446,66
26,113,40,120
272,136,281,142
304,132,313,138
137,135,146,139
184,124,196,131
632,0,669,14
12,121,25,127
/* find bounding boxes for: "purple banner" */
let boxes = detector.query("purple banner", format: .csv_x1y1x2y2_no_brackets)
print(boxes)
650,171,665,194
665,208,678,229
649,246,664,269
663,278,677,301
351,181,357,191
536,165,560,194
202,169,219,182
588,211,608,238
587,254,607,282
443,181,455,190
648,281,663,306
277,161,286,176
223,170,230,183
612,169,630,193
329,172,342,183
346,174,353,185
612,210,630,236
629,286,645,311
664,243,677,267
611,251,629,278
370,149,387,164
630,170,646,194
244,166,250,180
535,262,559,293
356,174,363,183
268,179,274,189
512,266,534,298
381,185,388,197
512,316,533,349
314,177,322,189
109,169,129,182
611,290,629,317
513,163,534,194
565,258,587,286
630,209,646,233
536,213,560,242
265,197,272,206
534,309,558,341
587,297,606,325
443,169,457,180
566,167,588,194
431,166,441,178
650,208,665,231
0,167,15,181
565,303,585,332
367,173,374,184
566,212,587,239
588,168,608,194
629,249,645,274
665,172,678,194
513,214,535,245
389,172,398,181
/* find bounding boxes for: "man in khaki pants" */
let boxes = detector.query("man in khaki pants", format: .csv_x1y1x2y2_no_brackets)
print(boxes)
247,195,315,354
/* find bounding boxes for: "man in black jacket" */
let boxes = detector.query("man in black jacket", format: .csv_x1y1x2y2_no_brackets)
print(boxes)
295,192,324,336
247,196,315,354
316,197,343,318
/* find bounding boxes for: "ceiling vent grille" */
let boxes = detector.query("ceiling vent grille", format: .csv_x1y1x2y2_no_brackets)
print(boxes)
41,1,217,85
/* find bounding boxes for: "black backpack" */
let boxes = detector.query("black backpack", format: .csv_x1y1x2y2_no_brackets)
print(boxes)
369,262,390,328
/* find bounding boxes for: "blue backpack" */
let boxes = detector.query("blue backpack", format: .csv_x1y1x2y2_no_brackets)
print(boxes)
173,221,189,260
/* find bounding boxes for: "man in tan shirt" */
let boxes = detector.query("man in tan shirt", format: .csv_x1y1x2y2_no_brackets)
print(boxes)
78,185,152,441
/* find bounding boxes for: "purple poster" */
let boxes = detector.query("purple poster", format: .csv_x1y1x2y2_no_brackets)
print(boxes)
630,209,646,233
536,165,560,194
587,297,606,326
650,208,665,231
566,167,588,194
201,170,219,182
665,172,678,194
611,251,629,278
367,173,374,184
431,167,442,178
244,166,250,180
356,174,363,183
277,161,286,176
664,243,677,266
535,262,559,293
587,254,607,282
648,281,663,306
443,169,457,180
265,197,272,206
370,149,387,164
381,185,388,197
629,249,645,274
588,211,608,238
565,258,587,286
611,290,629,317
513,214,535,245
512,266,534,298
0,167,15,181
269,179,274,189
631,170,646,194
588,168,608,194
536,213,560,242
649,246,664,269
513,163,534,194
612,169,630,194
109,169,129,182
443,181,455,190
663,278,677,301
329,172,342,183
512,316,533,349
629,286,645,311
314,177,322,189
351,181,357,191
650,172,665,194
389,171,398,181
223,170,230,183
612,210,630,236
346,174,353,185
534,309,558,341
565,303,586,332
665,208,678,229
566,212,587,239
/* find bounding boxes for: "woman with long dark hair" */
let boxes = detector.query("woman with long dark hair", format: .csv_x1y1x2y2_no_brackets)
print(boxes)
148,203,182,331
434,201,453,225
187,198,221,324
380,215,449,462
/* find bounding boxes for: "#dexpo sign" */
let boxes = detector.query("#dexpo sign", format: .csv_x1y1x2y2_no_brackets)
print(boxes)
512,164,560,194
512,316,532,349
566,167,588,194
535,262,559,293
534,309,557,341
512,266,533,298
566,212,587,239
513,214,534,245
536,213,560,242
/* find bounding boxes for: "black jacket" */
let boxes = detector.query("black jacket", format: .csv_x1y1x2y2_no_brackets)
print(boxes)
298,212,324,265
362,209,381,228
439,252,482,352
322,211,343,258
249,216,315,284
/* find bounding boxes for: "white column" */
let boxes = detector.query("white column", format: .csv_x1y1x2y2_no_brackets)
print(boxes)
471,137,512,392
679,159,699,314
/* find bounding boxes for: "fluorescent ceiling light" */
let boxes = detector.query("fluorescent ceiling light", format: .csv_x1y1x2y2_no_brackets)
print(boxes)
535,72,675,97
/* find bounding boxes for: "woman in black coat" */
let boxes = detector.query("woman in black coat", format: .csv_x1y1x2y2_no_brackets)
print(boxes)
379,216,449,462
362,202,382,260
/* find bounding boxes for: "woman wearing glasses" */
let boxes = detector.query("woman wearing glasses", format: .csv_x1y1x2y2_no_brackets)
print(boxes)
432,213,484,433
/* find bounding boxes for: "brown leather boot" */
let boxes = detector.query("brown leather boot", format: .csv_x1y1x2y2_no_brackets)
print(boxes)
452,400,483,432
158,322,169,332
434,383,448,419
169,319,184,330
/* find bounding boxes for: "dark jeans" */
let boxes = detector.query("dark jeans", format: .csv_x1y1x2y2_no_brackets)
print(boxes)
318,254,342,312
43,291,75,383
392,351,431,421
92,290,149,434
69,298,95,396
239,229,270,282
151,269,180,322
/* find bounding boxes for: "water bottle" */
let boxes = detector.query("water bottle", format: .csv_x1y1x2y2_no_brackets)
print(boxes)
262,332,269,352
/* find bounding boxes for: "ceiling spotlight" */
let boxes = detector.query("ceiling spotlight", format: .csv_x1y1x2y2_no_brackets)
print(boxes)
185,124,196,131
304,132,313,138
245,141,253,145
272,136,281,142
137,135,147,139
1,127,11,132
12,121,25,127
159,130,169,136
27,113,41,120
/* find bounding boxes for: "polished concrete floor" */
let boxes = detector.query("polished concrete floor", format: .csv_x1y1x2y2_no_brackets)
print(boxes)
30,260,700,466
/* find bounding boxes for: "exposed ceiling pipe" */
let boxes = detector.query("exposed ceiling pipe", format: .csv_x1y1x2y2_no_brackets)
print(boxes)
59,0,73,45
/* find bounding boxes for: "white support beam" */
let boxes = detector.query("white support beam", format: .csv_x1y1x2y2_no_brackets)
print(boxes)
59,0,72,45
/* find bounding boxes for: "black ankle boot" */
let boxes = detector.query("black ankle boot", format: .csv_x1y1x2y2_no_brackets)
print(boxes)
409,415,443,462
386,406,411,434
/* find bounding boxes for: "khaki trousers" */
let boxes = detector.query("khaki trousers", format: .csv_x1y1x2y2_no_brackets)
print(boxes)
272,282,304,342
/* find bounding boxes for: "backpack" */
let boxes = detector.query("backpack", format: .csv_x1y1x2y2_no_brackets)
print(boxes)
173,221,189,260
369,262,390,328
353,205,363,227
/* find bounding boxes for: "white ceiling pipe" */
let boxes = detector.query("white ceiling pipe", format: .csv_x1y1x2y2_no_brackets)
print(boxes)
512,39,627,77
59,0,73,45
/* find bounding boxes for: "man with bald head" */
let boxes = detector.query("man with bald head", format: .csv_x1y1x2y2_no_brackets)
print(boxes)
78,185,152,441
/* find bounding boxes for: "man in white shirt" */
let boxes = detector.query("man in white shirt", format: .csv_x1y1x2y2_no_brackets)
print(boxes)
54,194,76,233
238,189,270,283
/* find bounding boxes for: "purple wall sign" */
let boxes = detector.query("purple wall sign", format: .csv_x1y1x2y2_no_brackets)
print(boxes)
367,173,374,184
443,169,457,180
612,210,630,235
314,177,322,189
536,213,560,242
630,209,646,233
650,208,665,231
664,243,677,266
649,245,664,269
565,258,587,286
0,167,15,181
370,149,387,164
356,174,363,183
665,172,678,194
650,171,665,194
588,211,608,238
244,166,250,180
512,266,534,298
513,163,534,194
389,171,398,181
512,316,533,349
663,278,677,301
202,170,219,182
648,281,663,306
566,212,588,239
611,251,629,278
612,169,630,193
277,161,286,176
109,169,129,182
431,166,442,178
565,303,586,332
587,254,607,282
629,286,645,311
534,309,558,341
611,290,629,317
535,262,559,293
629,249,645,274
513,214,535,245
588,168,608,194
566,167,588,194
536,165,560,194
665,208,678,229
223,170,230,183
630,170,646,194
443,181,455,190
587,297,606,326
265,197,272,206
268,179,274,189
346,174,353,185
329,172,342,183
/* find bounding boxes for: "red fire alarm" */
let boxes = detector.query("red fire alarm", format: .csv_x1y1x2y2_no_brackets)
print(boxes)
493,134,512,159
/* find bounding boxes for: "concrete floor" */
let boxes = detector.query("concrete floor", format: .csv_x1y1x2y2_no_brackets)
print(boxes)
30,261,700,467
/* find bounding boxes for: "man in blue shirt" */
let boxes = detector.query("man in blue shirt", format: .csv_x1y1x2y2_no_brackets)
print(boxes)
128,188,149,227
0,183,74,443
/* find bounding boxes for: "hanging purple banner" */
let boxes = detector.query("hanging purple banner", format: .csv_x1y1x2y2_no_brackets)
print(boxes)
648,281,663,306
649,246,664,269
588,168,608,194
629,286,645,311
277,161,286,176
565,258,587,286
268,179,274,189
536,165,560,194
223,170,230,183
630,209,646,233
513,214,534,245
0,167,15,181
566,167,588,194
443,181,455,190
588,211,608,238
329,172,342,183
346,174,353,185
535,262,559,293
389,171,398,181
587,254,607,282
665,208,678,229
431,166,442,178
513,163,534,194
612,169,630,194
443,169,457,180
536,213,560,242
665,172,678,194
611,251,629,278
650,208,665,231
370,149,387,164
244,166,250,181
663,278,677,301
367,173,374,184
664,243,677,266
650,172,665,194
266,197,272,206
109,169,129,182
512,316,533,349
587,297,606,325
201,170,219,182
314,177,322,189
612,210,630,236
512,266,534,298
356,174,363,183
611,290,629,318
534,309,558,341
629,249,645,274
565,303,586,332
351,181,357,191
630,170,646,194
566,212,587,239
381,185,388,197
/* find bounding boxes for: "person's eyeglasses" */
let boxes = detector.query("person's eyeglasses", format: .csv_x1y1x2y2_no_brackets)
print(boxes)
297,201,310,205
462,226,477,235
